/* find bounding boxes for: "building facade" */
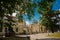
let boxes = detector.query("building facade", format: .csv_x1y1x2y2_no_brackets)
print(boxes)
27,23,46,34
0,16,46,35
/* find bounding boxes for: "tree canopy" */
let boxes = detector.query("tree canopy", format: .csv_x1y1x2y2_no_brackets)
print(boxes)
0,0,60,33
0,0,36,21
38,0,60,33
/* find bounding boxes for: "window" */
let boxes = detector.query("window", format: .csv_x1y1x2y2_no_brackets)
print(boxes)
0,24,3,32
0,27,2,32
5,27,8,32
16,28,18,32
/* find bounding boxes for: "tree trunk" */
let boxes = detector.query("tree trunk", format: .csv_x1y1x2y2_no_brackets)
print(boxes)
51,28,54,33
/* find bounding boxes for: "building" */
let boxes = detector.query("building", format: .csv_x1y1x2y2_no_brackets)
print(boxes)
0,16,46,35
0,16,27,35
27,23,45,34
12,21,27,34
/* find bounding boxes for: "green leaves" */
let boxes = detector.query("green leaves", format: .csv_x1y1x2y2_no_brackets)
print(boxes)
0,0,36,22
41,17,48,26
38,0,56,32
38,0,55,14
16,13,23,22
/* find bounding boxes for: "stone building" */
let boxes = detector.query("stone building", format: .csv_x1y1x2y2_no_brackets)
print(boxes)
0,16,46,35
27,23,45,34
12,21,27,34
0,16,28,35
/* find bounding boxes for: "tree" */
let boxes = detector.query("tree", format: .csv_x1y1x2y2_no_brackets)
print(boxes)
0,0,36,37
0,0,59,35
38,0,56,33
0,0,36,20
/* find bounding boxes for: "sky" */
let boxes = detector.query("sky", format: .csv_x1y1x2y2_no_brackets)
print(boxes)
53,0,60,10
23,8,40,25
12,0,60,25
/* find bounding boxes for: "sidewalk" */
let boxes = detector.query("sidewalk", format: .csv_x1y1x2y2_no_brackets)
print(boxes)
30,33,49,40
16,33,51,40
